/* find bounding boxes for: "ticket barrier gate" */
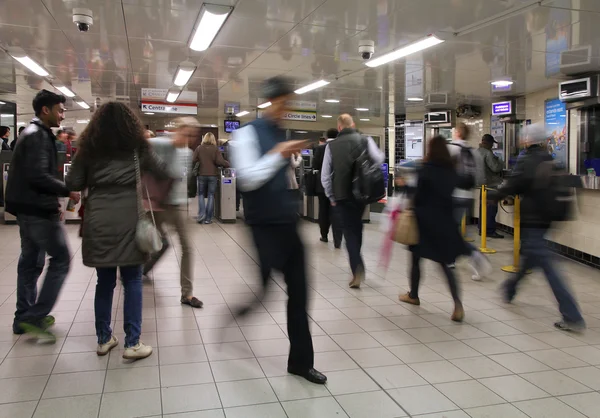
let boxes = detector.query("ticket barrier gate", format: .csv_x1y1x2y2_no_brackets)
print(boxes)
2,163,15,223
215,168,236,223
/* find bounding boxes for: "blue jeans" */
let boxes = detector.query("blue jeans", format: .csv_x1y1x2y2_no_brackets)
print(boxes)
14,214,70,330
509,228,584,324
197,176,218,221
95,266,142,347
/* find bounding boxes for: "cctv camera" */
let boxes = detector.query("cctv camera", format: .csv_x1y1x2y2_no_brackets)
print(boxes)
73,8,93,32
359,40,375,60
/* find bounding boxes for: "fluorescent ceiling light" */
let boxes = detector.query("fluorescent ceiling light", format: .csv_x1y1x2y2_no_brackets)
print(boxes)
173,61,196,87
406,97,423,102
324,99,339,103
76,119,89,124
75,100,90,109
491,80,514,87
0,101,5,104
321,115,333,118
296,131,308,133
8,48,49,76
365,34,444,68
257,102,271,109
189,4,232,52
295,80,330,95
355,107,369,111
54,85,76,97
144,112,155,115
166,89,181,103
360,118,370,121
1,114,14,117
236,110,250,117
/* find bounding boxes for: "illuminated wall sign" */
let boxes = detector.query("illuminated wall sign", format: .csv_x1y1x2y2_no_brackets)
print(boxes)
140,88,198,115
492,101,512,116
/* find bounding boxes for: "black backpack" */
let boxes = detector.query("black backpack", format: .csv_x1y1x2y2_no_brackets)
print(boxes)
450,143,481,190
533,160,579,222
352,137,385,204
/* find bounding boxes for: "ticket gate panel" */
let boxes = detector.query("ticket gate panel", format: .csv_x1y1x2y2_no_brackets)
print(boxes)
215,168,236,223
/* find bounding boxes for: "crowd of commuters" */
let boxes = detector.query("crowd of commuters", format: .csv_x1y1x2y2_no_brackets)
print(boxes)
1,82,586,384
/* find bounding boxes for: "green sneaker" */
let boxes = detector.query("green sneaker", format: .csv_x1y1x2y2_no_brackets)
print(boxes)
19,321,57,344
42,315,56,328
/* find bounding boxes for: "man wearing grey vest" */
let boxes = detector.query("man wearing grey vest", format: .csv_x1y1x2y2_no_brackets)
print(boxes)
321,114,384,288
230,76,326,385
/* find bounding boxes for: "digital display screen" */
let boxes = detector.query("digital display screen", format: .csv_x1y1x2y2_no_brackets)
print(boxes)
224,120,241,133
492,101,512,116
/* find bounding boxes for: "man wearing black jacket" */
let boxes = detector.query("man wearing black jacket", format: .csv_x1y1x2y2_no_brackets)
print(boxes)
5,89,80,338
493,124,584,332
312,128,342,246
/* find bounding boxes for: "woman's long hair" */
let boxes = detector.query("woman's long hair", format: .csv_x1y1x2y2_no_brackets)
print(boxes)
77,102,149,159
201,132,216,146
425,135,454,170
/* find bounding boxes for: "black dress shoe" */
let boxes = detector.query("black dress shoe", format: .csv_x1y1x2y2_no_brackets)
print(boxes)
334,242,341,249
488,232,504,239
320,237,328,243
287,367,327,384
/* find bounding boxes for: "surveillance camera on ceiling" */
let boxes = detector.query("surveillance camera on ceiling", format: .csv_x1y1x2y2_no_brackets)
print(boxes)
73,8,93,32
359,40,375,60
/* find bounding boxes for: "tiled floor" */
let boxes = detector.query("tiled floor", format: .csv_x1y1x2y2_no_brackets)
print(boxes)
0,212,599,417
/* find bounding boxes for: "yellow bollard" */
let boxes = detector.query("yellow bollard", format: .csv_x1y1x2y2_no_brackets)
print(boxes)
502,195,529,273
479,185,496,254
462,213,474,242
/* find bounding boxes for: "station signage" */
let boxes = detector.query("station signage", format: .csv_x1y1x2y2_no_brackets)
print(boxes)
141,103,197,115
282,110,317,122
492,101,513,116
140,88,198,115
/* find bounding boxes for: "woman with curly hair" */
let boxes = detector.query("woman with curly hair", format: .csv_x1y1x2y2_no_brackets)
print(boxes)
66,102,169,360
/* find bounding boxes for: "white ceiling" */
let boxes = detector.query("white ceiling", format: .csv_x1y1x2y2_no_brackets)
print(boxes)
0,0,598,127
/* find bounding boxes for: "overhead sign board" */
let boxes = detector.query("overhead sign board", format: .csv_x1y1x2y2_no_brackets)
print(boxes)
492,101,512,116
287,100,317,111
141,103,198,115
282,111,317,122
141,88,198,115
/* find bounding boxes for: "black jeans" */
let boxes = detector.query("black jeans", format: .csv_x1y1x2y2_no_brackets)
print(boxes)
409,248,461,302
318,194,342,244
336,200,366,276
237,223,314,371
14,214,70,329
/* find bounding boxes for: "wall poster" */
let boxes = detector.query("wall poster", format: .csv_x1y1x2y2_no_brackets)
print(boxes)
545,98,568,169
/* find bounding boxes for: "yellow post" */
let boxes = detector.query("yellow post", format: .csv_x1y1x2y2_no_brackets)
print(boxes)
502,195,529,273
462,213,474,242
479,185,496,254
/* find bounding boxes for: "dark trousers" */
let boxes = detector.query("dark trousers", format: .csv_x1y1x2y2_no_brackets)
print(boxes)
478,190,498,234
318,194,342,244
336,200,365,276
506,228,583,324
95,266,143,348
14,214,70,330
409,249,461,302
238,223,314,370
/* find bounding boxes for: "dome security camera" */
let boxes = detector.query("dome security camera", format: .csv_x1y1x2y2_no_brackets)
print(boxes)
73,8,93,32
359,40,375,60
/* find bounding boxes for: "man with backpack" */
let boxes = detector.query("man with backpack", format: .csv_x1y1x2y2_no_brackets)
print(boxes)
448,123,492,280
493,123,585,331
321,114,385,288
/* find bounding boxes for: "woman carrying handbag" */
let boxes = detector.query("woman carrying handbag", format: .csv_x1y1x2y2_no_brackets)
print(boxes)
66,102,170,360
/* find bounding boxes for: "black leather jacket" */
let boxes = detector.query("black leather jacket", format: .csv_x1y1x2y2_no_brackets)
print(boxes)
5,118,69,217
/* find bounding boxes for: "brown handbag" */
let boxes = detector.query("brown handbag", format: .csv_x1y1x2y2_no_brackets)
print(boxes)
393,209,419,245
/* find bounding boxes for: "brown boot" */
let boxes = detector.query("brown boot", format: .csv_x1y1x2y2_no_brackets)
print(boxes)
451,302,465,322
399,292,420,306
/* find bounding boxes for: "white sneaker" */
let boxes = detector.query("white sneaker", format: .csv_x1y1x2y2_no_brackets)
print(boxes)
122,342,153,360
471,251,493,279
97,335,118,356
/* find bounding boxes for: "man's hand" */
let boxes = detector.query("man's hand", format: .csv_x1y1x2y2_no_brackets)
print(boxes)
69,192,81,204
269,140,307,159
330,200,336,207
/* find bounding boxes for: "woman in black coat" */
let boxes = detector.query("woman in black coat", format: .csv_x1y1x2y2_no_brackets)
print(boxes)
398,136,469,321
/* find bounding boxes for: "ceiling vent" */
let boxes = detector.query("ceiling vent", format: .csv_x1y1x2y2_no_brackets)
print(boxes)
560,45,597,76
425,92,447,107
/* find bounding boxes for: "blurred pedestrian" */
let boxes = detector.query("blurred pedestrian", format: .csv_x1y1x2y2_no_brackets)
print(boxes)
193,132,229,224
230,76,326,385
478,134,504,238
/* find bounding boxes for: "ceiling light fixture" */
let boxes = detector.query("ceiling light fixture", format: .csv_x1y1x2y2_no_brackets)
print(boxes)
166,89,181,103
75,100,90,109
173,61,197,87
0,101,5,105
7,47,49,77
406,97,423,102
490,80,514,87
257,102,272,109
296,131,308,134
236,110,250,117
324,99,339,103
360,118,371,121
54,85,76,98
189,4,233,52
365,34,444,68
321,115,333,118
355,107,369,111
295,79,330,95
144,112,155,115
76,119,89,124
